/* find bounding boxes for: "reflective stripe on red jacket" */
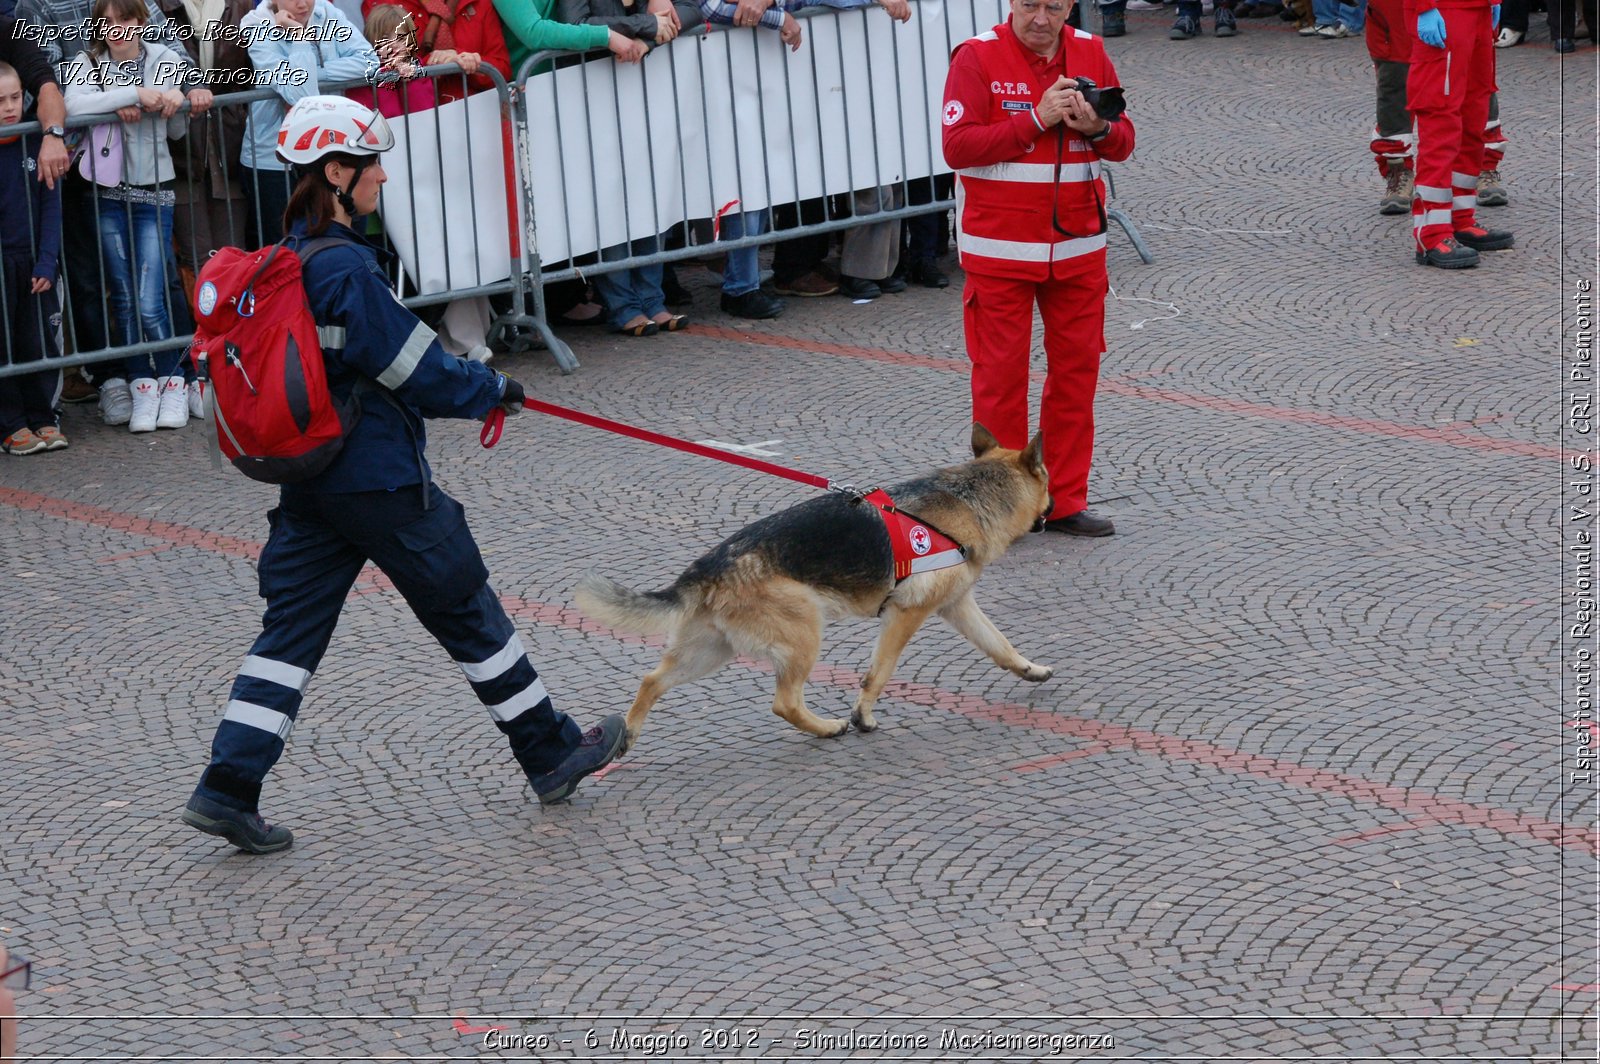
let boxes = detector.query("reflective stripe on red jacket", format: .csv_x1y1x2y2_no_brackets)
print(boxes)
941,20,1135,281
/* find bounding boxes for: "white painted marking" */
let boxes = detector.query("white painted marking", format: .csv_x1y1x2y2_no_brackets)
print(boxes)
694,439,786,457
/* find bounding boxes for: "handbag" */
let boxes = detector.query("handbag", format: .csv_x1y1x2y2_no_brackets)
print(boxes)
76,119,124,187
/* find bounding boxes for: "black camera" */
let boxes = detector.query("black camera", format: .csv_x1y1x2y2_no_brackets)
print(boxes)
1070,76,1126,122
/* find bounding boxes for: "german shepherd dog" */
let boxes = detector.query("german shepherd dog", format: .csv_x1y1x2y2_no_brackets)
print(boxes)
575,425,1056,753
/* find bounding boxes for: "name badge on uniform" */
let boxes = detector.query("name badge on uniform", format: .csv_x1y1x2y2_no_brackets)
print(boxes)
1001,100,1034,112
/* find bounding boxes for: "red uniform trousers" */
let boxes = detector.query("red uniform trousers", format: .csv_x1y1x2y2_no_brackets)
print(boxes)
963,258,1107,518
1407,5,1495,251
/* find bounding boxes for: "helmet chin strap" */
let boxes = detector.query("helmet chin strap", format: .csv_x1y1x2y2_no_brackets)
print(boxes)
333,155,377,217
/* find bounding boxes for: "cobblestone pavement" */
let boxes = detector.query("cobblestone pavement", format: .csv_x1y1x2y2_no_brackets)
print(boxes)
0,11,1595,1062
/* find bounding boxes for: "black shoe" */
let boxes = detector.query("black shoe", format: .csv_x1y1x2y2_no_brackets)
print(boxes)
1044,509,1116,537
1454,225,1514,251
1169,14,1199,37
529,714,627,805
1102,8,1126,34
719,289,785,319
1215,5,1237,33
875,273,909,295
839,276,882,299
1554,36,1576,51
908,259,950,288
182,793,293,853
1414,237,1480,269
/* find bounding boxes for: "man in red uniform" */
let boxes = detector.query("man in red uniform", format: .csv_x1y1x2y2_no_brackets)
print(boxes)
1407,0,1512,268
942,0,1134,537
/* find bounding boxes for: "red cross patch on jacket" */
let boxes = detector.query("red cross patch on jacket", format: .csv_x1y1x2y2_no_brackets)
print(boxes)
863,489,967,581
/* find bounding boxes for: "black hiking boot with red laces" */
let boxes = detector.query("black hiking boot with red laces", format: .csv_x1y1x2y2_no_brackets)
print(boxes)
182,793,293,853
1415,237,1480,269
1454,225,1514,252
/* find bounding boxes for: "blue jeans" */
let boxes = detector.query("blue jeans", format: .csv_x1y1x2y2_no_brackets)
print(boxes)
592,236,668,329
97,195,186,380
1312,0,1365,28
719,209,769,297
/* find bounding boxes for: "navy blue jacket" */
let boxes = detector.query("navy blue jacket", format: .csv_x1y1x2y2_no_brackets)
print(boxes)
284,219,503,495
0,133,62,277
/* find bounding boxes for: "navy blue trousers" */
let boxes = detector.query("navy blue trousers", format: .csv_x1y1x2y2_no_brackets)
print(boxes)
195,484,581,811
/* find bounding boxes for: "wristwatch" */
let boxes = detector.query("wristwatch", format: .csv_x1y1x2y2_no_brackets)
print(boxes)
42,125,65,139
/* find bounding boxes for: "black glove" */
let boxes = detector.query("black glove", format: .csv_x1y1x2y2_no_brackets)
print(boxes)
498,374,526,414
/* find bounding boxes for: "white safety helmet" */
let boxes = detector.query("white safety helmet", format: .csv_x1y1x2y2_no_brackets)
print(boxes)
276,95,394,167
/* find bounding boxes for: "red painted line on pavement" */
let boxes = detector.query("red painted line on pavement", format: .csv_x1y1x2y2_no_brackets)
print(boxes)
1010,744,1112,773
452,1013,507,1035
1329,819,1438,846
98,543,181,564
692,324,1568,463
1552,984,1600,993
1569,720,1600,743
7,486,1593,856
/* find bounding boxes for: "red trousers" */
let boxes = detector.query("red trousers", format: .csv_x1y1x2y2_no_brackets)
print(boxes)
1407,5,1495,251
963,264,1107,518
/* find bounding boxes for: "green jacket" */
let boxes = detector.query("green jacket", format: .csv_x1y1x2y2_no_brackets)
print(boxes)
494,0,610,74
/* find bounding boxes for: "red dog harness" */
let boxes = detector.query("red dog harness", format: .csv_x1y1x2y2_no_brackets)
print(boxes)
863,489,967,581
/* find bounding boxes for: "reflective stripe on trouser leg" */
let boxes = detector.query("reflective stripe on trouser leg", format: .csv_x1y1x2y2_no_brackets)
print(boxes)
409,582,582,778
198,506,366,810
1037,261,1107,517
1406,6,1492,249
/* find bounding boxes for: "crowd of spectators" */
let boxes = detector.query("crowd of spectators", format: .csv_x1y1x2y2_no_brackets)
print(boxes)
0,0,950,451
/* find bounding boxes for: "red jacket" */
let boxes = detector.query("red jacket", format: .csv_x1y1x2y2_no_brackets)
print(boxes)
362,0,513,98
1367,0,1412,60
942,21,1135,281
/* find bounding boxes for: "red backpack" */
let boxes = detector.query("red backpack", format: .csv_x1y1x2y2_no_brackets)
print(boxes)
190,238,356,484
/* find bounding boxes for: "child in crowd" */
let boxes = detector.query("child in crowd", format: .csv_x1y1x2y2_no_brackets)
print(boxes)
63,0,194,433
0,61,66,455
350,5,480,115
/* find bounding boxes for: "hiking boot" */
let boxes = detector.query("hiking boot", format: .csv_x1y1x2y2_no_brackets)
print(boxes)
188,379,208,419
875,273,909,295
1102,7,1126,34
2,427,47,455
773,271,839,297
1045,509,1116,537
1215,6,1238,33
1476,169,1508,207
99,377,132,426
128,378,160,432
182,793,293,853
1169,13,1199,36
60,369,98,404
839,276,882,299
529,714,627,805
156,376,189,429
1454,225,1514,251
1379,168,1413,214
1415,237,1479,269
34,425,68,451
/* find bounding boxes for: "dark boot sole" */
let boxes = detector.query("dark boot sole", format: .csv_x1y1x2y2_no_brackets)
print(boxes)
1456,233,1514,251
181,808,293,854
534,727,628,806
1415,252,1479,269
1378,200,1410,215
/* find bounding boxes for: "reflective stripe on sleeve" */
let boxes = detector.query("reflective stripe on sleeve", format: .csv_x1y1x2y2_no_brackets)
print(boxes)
376,321,435,390
459,633,527,684
316,325,346,349
239,655,311,694
222,699,294,740
485,677,551,723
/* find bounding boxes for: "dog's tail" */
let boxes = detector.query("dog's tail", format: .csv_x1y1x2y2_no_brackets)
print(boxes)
575,572,688,636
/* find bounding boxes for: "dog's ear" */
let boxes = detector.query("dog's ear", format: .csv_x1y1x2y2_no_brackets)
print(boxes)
1020,431,1046,478
971,423,1000,457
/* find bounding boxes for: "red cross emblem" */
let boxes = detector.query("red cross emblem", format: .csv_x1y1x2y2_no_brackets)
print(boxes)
909,525,932,555
942,100,964,126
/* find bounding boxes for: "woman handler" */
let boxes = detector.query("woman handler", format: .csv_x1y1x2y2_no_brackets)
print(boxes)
182,96,624,853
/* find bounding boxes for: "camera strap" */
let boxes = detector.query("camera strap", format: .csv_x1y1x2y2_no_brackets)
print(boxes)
1049,45,1108,241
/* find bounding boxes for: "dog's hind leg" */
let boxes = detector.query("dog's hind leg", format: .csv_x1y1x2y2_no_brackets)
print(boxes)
938,591,1053,682
622,615,735,753
735,584,849,740
850,602,937,732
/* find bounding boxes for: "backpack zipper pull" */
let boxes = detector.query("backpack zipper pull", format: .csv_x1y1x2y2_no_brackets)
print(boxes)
224,342,258,395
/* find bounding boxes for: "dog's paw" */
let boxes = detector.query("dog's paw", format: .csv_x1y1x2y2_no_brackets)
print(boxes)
850,708,879,733
1020,663,1053,682
824,718,851,738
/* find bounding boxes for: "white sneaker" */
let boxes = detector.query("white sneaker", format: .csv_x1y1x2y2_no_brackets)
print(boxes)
156,376,189,429
99,377,133,426
1494,26,1522,45
188,379,207,419
466,345,494,365
129,377,160,432
1126,1,1163,10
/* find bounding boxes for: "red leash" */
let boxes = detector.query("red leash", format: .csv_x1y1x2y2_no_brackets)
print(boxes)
480,399,835,491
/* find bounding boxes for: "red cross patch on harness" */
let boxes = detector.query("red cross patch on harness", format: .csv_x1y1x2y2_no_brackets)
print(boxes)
863,489,967,581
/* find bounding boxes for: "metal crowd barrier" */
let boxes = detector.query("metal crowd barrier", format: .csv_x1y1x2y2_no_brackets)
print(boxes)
0,0,1150,383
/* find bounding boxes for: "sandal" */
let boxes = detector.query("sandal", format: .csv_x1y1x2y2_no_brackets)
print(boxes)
653,313,691,332
614,318,660,337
